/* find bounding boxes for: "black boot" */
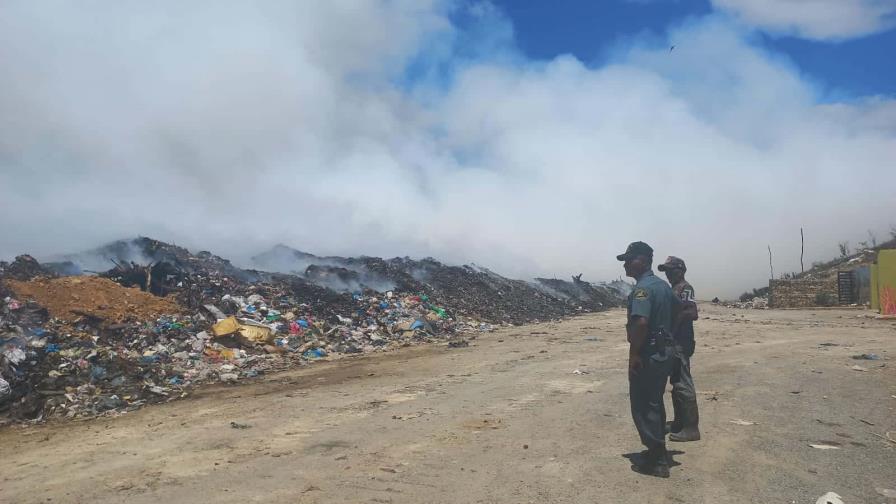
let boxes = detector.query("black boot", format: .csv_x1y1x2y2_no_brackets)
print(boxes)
669,400,700,442
631,445,670,478
665,395,684,434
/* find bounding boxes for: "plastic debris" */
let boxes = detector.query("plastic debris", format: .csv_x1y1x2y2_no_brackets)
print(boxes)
0,377,11,401
815,492,844,504
303,348,327,359
809,443,841,450
0,237,626,422
730,419,757,426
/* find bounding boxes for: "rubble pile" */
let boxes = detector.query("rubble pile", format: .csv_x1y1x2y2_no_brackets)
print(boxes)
724,296,769,309
1,238,625,423
253,246,625,324
0,255,57,282
535,275,629,311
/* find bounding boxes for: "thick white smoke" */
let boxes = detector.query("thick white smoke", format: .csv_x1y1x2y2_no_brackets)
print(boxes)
0,1,894,297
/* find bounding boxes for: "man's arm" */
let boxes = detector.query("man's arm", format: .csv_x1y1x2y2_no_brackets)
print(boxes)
627,287,652,376
679,300,698,322
627,315,649,351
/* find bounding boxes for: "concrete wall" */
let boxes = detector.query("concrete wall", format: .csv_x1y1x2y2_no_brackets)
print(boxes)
768,278,838,308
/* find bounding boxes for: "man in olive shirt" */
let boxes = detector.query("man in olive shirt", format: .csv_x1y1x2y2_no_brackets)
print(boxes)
617,241,677,478
659,256,701,442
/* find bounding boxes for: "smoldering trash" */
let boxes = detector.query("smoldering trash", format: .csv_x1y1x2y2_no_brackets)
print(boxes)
0,238,627,423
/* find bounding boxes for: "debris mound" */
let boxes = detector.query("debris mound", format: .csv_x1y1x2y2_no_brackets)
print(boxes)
7,277,183,326
0,238,627,423
0,255,57,282
252,247,626,324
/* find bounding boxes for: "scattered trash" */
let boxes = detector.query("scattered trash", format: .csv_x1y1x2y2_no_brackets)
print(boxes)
220,373,240,383
302,348,327,359
809,443,841,450
0,237,627,423
230,421,251,429
730,419,757,426
850,365,868,372
0,377,10,401
815,492,844,504
852,353,881,360
583,336,599,342
572,369,590,375
721,296,768,309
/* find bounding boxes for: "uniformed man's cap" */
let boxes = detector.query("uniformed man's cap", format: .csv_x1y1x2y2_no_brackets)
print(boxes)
616,241,654,261
658,256,687,272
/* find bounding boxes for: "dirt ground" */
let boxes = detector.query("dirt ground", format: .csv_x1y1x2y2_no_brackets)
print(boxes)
1,304,894,504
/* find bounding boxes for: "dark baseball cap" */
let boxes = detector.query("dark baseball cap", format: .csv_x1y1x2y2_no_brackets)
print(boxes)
616,241,654,261
658,256,687,272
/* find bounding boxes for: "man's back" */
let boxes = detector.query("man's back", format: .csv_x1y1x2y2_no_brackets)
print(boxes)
628,271,675,336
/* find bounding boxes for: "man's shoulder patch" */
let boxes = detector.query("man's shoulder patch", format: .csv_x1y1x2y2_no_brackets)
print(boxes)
633,288,649,300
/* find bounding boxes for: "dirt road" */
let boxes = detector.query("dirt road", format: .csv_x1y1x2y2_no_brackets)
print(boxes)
2,304,894,503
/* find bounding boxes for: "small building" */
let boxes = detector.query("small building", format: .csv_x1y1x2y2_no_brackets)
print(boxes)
871,249,896,315
768,249,894,310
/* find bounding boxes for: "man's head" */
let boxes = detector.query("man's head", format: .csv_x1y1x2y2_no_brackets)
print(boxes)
658,256,686,284
616,241,653,278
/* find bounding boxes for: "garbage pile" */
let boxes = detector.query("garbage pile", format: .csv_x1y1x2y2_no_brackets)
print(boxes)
1,238,625,423
252,245,626,324
724,296,769,309
0,255,57,282
535,274,630,311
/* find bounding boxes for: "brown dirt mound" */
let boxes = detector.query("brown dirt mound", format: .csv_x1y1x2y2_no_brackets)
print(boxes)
5,276,183,325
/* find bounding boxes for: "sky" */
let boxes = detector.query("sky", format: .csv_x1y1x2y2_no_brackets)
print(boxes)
0,0,894,298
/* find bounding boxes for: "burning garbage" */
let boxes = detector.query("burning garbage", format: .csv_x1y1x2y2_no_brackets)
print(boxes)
0,237,625,423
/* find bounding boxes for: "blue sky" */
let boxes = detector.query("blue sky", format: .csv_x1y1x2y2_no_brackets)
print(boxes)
1,0,894,296
486,0,896,98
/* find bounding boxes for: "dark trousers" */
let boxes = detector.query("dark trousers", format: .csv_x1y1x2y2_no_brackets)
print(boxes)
629,350,673,449
670,346,697,403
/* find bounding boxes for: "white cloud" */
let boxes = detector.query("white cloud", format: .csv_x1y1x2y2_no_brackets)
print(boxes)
712,0,896,40
0,2,894,298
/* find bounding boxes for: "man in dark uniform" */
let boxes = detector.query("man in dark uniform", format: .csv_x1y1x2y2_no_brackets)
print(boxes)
617,241,677,478
658,256,701,442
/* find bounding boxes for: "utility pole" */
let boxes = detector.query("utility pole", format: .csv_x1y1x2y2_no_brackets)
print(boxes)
768,245,774,279
800,228,805,274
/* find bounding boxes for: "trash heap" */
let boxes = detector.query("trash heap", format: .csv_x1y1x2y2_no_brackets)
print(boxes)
252,246,627,324
724,296,769,309
1,238,625,423
0,261,487,422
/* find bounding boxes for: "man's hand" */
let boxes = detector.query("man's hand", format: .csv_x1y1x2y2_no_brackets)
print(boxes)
628,354,643,378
